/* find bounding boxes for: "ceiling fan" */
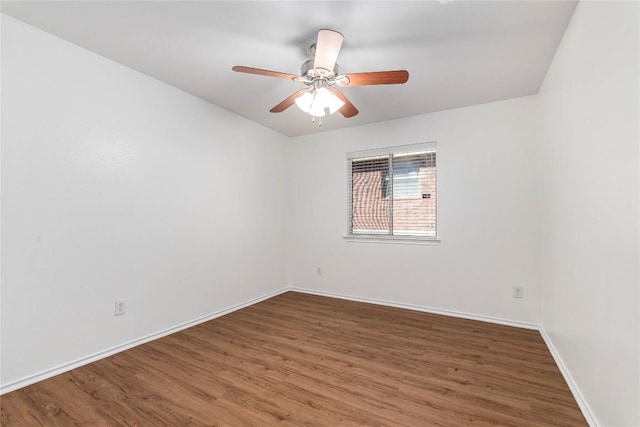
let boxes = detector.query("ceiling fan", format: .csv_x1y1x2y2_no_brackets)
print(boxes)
232,29,409,122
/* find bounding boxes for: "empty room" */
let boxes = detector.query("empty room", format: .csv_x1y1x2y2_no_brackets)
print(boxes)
1,1,638,426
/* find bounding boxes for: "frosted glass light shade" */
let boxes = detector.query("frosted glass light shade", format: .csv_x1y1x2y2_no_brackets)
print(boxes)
295,87,345,117
294,91,314,113
315,88,345,114
328,91,345,114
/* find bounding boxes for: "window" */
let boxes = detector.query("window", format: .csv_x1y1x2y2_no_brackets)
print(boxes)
347,142,437,240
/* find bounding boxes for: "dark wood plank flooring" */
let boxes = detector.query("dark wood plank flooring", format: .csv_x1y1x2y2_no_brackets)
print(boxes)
1,292,586,426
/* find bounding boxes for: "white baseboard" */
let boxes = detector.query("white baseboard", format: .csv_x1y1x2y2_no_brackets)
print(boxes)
538,328,598,427
290,287,539,330
290,287,598,426
0,287,289,395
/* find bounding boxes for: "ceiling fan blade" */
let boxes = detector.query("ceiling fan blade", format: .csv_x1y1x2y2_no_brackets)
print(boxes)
270,90,307,113
343,70,409,86
232,66,298,80
313,29,344,73
333,89,359,118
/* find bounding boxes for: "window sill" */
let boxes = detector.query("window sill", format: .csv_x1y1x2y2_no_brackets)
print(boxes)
343,235,441,245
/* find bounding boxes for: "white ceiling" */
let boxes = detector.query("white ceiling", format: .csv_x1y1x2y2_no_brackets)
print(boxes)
2,1,577,137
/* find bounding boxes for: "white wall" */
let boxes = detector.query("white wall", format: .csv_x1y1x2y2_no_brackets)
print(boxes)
537,2,639,425
0,15,288,389
288,95,541,325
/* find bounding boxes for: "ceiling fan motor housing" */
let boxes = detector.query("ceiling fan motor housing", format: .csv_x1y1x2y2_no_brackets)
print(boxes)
301,58,339,79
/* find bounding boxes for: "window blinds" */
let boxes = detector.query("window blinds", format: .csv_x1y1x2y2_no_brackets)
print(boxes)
348,143,436,238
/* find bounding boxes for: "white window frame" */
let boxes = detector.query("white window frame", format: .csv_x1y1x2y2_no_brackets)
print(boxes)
345,142,440,245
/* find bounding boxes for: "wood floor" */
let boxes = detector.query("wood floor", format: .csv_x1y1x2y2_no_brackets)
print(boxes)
1,292,586,426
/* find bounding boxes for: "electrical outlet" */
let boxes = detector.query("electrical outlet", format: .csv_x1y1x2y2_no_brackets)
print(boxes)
316,267,322,275
114,299,127,316
513,287,524,299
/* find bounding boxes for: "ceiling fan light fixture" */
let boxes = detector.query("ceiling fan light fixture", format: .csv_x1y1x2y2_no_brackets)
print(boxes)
315,87,345,114
294,91,314,113
308,99,327,117
327,89,346,114
295,87,344,117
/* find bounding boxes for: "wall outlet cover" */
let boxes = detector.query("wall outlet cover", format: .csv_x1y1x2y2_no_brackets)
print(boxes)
114,299,127,316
